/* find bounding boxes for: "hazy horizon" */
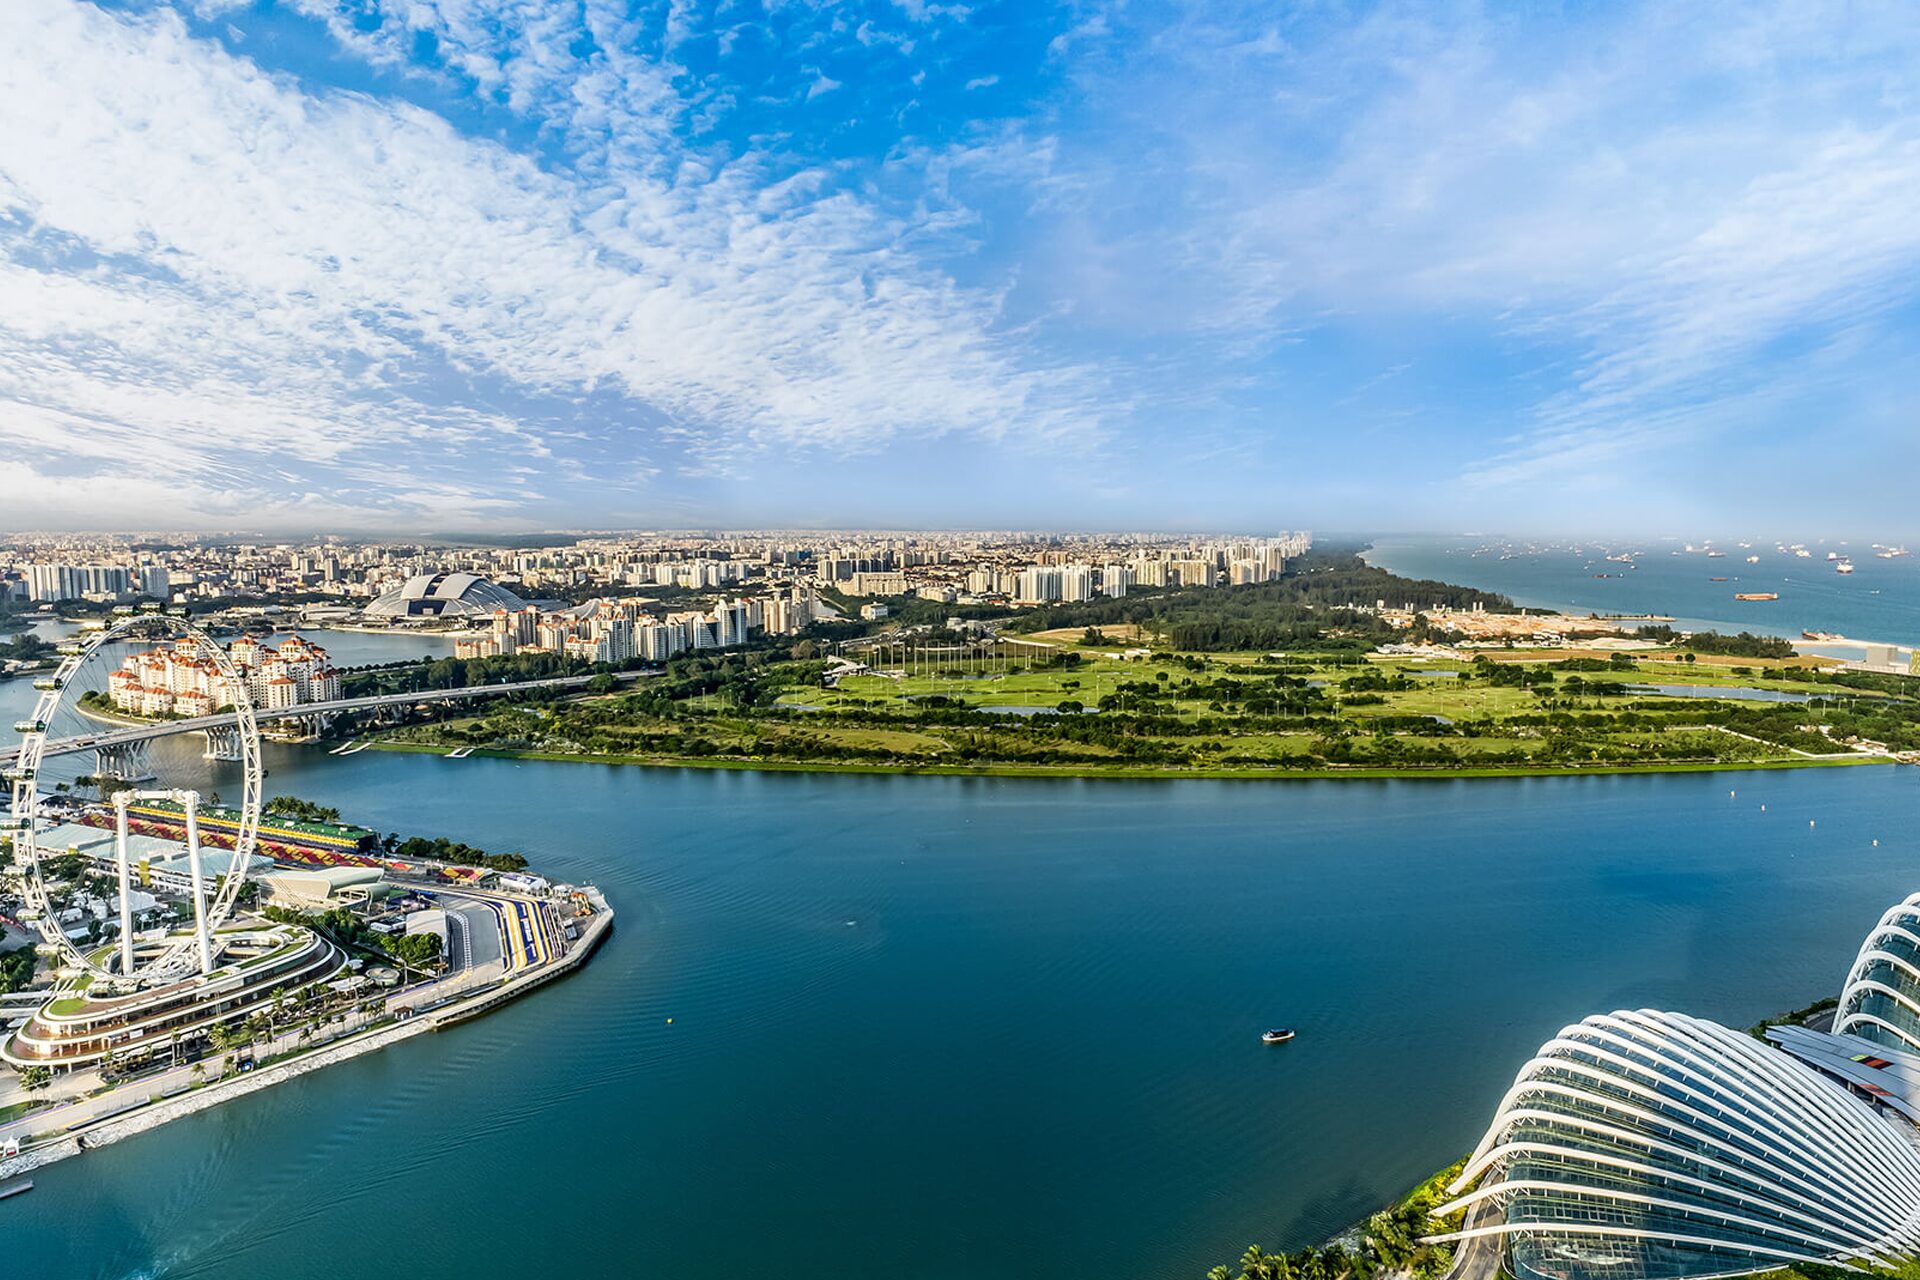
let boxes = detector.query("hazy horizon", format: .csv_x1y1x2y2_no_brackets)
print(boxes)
3,526,1914,548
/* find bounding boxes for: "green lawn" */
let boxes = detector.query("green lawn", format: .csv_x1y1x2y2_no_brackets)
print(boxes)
364,642,1911,780
0,1098,49,1125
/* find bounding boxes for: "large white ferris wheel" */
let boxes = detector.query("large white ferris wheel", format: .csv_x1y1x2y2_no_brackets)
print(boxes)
4,611,264,987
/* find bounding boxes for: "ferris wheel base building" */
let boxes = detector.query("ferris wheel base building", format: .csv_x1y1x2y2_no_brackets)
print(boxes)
1435,889,1920,1280
2,926,345,1072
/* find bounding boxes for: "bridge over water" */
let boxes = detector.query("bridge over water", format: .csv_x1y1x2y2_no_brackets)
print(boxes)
4,670,653,775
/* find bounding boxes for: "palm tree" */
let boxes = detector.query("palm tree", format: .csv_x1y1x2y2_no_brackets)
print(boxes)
1240,1246,1278,1280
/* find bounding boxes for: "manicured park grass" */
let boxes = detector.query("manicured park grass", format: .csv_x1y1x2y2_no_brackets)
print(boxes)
363,640,1910,781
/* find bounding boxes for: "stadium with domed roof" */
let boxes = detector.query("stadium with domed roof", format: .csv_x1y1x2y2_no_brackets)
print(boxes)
362,572,530,620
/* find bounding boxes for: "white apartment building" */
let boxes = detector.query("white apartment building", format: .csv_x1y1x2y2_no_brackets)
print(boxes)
109,635,339,716
25,563,136,603
1016,566,1062,604
848,571,907,597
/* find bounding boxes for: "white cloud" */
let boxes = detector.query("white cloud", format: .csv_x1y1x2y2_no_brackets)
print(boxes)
1028,2,1920,494
0,1,1100,528
891,0,971,24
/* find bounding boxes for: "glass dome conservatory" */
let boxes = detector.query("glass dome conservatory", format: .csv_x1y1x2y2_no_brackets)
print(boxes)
1430,1009,1920,1280
1838,891,1920,1055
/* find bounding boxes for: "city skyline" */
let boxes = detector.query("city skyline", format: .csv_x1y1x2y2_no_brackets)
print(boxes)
5,2,1920,534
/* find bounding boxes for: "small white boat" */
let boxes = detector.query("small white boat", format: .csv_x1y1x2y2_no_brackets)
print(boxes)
1261,1028,1296,1045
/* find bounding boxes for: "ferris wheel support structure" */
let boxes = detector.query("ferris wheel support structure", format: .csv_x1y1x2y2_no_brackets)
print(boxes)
4,611,263,986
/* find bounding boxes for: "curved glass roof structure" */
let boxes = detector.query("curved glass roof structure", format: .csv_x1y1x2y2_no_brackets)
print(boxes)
1431,1009,1920,1280
363,572,529,619
1839,892,1920,1055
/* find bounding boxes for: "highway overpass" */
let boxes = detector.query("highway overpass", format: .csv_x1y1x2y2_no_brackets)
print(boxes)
3,669,654,766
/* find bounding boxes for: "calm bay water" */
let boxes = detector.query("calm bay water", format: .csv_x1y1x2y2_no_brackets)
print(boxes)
8,748,1920,1279
1366,534,1920,647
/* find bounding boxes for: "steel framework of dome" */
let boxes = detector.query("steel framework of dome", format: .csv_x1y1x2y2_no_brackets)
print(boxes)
1838,892,1920,1055
4,611,263,985
1430,1008,1920,1280
362,571,528,619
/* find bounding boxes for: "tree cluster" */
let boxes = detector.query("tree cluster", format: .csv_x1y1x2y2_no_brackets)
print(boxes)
0,946,35,995
1009,548,1513,652
264,795,343,824
1637,626,1797,658
1207,1160,1465,1280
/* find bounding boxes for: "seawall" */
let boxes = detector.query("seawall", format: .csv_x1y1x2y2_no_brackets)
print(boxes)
0,904,612,1181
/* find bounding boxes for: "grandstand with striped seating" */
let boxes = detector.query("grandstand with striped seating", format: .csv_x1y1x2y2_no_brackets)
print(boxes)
121,799,378,857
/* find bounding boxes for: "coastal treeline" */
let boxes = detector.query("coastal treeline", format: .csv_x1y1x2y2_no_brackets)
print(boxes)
1007,549,1514,652
264,795,344,824
266,792,531,871
1206,1160,1465,1280
1637,626,1796,658
0,628,52,662
382,834,529,873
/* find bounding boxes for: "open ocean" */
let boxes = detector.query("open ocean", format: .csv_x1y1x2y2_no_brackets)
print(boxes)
1365,534,1920,651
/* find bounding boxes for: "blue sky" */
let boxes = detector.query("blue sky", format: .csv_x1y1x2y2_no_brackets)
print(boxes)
3,1,1920,535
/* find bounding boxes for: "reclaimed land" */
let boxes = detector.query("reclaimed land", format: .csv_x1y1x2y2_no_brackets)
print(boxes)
335,549,1920,782
357,640,1906,781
